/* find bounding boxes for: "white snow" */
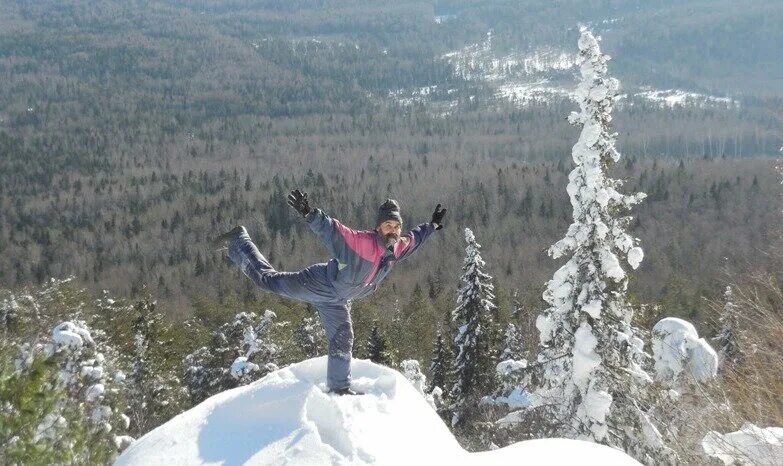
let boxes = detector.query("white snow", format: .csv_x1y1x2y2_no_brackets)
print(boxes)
52,321,94,349
702,423,783,465
492,386,532,409
627,247,644,270
573,322,600,389
230,356,259,379
116,357,639,465
652,317,718,385
85,383,105,402
632,87,735,108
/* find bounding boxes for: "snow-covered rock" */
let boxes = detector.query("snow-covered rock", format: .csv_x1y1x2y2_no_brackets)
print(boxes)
116,357,639,465
652,317,718,385
702,423,783,465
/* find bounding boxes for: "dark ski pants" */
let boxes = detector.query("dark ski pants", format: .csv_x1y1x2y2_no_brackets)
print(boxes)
228,228,354,390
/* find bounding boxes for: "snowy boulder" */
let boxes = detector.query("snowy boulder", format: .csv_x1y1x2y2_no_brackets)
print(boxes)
702,423,783,465
116,357,639,465
652,317,718,385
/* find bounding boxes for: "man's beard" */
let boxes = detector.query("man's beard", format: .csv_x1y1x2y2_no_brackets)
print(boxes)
383,233,399,250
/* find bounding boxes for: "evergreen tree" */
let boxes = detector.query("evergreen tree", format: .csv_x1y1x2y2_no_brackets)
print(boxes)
293,315,326,359
0,345,119,464
126,298,183,437
427,328,450,394
528,29,674,464
184,310,280,405
400,359,439,410
450,227,498,428
364,320,393,366
714,285,740,366
500,323,525,361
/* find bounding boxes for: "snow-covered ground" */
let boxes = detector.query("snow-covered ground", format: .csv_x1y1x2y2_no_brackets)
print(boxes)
702,423,783,465
389,30,736,113
441,31,577,83
627,87,736,108
116,357,639,465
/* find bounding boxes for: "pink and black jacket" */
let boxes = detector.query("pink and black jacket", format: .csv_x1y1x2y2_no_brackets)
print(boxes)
305,208,436,300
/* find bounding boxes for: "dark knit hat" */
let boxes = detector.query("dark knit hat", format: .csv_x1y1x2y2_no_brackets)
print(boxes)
376,199,402,227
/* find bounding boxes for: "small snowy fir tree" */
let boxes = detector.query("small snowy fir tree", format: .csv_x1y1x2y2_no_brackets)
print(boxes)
530,29,674,464
126,298,182,437
500,323,525,362
510,289,523,322
400,359,438,410
427,328,450,394
364,320,393,366
184,310,280,405
293,315,326,359
713,285,740,366
450,227,498,428
491,323,530,413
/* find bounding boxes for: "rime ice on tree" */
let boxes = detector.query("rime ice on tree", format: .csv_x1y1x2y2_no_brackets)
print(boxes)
530,29,673,463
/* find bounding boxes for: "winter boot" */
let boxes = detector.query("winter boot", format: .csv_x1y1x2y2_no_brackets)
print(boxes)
328,387,364,396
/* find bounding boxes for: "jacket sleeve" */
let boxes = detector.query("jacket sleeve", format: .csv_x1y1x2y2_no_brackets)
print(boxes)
305,208,369,263
394,222,436,263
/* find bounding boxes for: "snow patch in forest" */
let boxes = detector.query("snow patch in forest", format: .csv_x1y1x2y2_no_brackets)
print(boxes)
702,423,783,465
116,357,639,465
624,87,736,108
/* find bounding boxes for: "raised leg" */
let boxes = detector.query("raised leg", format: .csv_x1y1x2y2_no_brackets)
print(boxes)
227,228,336,303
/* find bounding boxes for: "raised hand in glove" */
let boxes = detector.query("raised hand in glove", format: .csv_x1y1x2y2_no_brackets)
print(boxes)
287,189,311,217
431,203,447,230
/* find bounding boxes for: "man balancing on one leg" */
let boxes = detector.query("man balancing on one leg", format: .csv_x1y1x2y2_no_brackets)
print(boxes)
212,189,447,396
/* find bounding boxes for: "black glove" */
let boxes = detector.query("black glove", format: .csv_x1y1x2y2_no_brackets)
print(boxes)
287,189,311,217
431,203,447,230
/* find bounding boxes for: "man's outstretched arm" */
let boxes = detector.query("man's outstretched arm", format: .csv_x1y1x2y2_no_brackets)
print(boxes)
395,204,447,262
288,189,368,262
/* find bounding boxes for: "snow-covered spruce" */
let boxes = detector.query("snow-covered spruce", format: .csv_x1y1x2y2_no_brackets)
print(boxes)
47,320,129,450
183,310,280,405
294,315,326,359
400,359,438,410
647,317,718,446
652,317,718,387
450,227,499,428
524,29,673,464
126,298,182,438
713,285,740,367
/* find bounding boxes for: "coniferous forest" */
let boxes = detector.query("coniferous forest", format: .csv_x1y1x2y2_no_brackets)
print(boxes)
1,1,781,464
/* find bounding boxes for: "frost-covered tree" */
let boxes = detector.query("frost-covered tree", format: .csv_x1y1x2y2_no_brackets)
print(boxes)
293,315,326,359
529,29,674,463
184,310,280,405
500,323,525,362
364,320,393,366
0,345,119,464
3,319,132,462
400,359,439,410
713,285,740,366
450,227,498,428
126,298,183,437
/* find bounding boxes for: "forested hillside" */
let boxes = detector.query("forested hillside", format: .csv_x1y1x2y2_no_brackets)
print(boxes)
1,2,781,463
2,0,780,323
